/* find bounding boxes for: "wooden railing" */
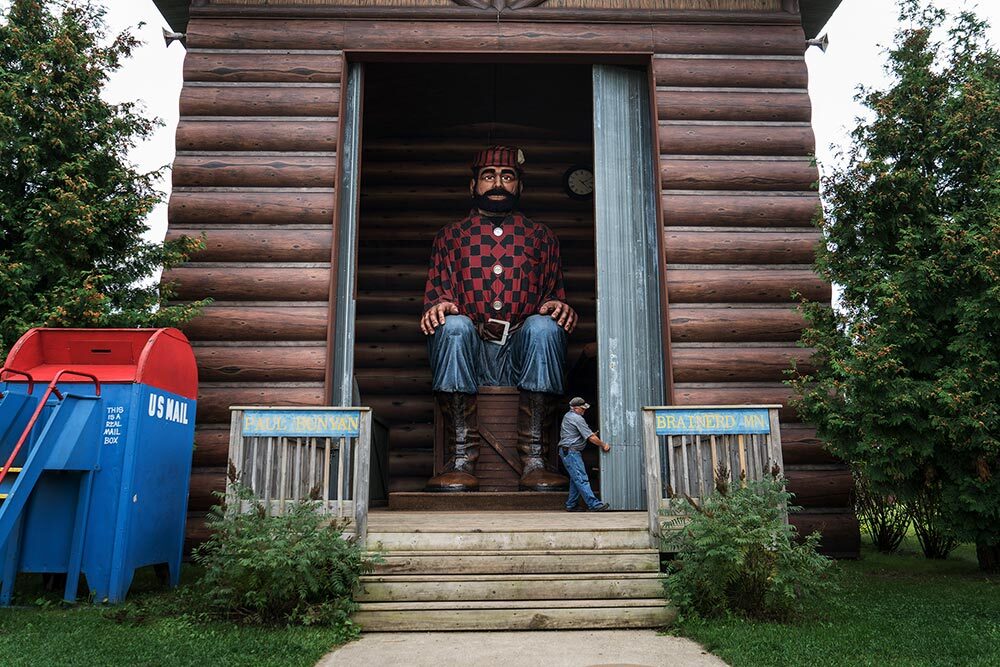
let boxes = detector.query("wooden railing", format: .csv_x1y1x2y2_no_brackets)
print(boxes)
228,406,372,546
641,405,784,539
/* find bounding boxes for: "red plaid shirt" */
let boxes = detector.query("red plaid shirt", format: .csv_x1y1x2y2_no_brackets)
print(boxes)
423,210,567,328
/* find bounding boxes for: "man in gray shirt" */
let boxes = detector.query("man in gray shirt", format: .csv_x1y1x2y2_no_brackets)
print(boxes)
559,397,612,511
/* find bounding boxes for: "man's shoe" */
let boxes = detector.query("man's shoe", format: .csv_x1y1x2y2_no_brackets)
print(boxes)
588,502,610,511
565,505,586,512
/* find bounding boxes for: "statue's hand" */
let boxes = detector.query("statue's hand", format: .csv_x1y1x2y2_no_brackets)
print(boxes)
539,300,578,334
421,302,459,335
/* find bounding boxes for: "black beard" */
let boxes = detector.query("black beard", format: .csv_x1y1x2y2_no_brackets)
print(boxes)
473,187,519,213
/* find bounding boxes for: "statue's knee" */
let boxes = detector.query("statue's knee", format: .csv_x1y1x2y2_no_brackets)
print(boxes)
523,314,562,340
440,315,475,337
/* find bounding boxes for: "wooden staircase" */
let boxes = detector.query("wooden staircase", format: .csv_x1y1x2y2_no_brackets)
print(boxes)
354,511,675,631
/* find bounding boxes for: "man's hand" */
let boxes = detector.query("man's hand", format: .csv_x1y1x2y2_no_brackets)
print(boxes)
421,302,459,335
601,443,611,453
539,300,578,333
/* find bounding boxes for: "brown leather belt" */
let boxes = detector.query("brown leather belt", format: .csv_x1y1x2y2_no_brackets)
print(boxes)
477,318,520,345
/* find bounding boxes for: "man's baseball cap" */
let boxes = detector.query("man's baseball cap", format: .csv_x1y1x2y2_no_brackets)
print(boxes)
569,397,590,409
471,145,526,174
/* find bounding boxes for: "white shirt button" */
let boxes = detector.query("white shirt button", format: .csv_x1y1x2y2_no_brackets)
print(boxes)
493,227,503,237
492,300,503,311
492,264,503,275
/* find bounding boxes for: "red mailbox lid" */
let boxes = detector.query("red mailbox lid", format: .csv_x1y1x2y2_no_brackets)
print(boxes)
2,328,198,400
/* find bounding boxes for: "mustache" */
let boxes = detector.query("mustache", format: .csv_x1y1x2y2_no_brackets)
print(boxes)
482,187,513,198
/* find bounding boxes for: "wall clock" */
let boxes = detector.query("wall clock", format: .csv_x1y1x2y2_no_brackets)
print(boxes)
563,165,594,200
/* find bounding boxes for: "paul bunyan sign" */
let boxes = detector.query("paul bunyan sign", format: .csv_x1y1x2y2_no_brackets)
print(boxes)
654,408,771,435
241,410,361,438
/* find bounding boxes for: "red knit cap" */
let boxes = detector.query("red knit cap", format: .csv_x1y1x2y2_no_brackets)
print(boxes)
471,145,526,174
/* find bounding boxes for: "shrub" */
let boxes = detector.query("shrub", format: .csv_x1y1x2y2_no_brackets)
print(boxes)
192,481,377,634
909,483,959,560
853,468,910,553
663,468,838,621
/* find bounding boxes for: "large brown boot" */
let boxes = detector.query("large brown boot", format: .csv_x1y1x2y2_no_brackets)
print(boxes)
517,391,569,492
426,392,480,492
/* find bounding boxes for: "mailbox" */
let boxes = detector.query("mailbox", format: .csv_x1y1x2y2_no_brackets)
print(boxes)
0,328,197,603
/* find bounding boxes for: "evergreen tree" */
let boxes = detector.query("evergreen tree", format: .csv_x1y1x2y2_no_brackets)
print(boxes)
793,0,1000,571
0,0,203,358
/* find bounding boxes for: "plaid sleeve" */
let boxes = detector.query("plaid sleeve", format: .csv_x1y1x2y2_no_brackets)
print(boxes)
423,228,457,312
539,225,566,303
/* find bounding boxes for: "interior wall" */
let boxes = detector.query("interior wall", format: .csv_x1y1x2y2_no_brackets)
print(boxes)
356,63,597,492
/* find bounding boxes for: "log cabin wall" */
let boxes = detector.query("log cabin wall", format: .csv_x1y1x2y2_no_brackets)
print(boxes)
164,2,858,556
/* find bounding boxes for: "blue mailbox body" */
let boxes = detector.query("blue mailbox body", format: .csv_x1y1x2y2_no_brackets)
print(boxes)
0,328,198,604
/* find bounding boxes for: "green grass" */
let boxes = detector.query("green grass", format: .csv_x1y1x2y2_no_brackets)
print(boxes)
673,538,1000,667
0,568,353,667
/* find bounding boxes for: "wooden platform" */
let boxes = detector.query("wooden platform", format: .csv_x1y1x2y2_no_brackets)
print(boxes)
354,511,675,631
388,491,567,511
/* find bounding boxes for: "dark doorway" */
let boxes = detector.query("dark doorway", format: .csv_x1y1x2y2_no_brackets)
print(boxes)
355,62,598,496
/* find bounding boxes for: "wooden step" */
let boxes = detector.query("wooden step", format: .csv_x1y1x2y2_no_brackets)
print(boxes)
367,529,651,552
357,572,665,602
388,491,567,511
374,549,661,575
353,599,676,631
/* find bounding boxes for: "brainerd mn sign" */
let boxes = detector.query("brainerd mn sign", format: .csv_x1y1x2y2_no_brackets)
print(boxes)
654,408,771,435
241,410,361,438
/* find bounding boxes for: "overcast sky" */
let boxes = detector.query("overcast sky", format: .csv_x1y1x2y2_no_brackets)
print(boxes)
95,0,1000,244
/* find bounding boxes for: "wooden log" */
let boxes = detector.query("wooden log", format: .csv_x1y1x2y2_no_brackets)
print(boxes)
167,227,333,262
789,511,860,557
666,268,830,303
662,193,820,228
390,476,428,493
356,315,597,343
193,344,327,381
656,91,811,122
186,18,348,50
179,305,328,342
361,161,566,187
389,450,434,478
354,291,596,317
386,423,435,450
652,24,805,56
185,512,211,555
670,345,813,382
184,51,343,83
354,341,590,369
669,305,806,342
168,190,334,226
672,382,798,421
652,57,807,88
363,138,590,164
188,466,227,512
357,265,594,292
661,158,817,191
664,228,820,264
165,266,330,301
359,217,594,242
367,395,435,425
786,466,853,508
172,155,338,189
193,426,231,467
360,188,592,213
197,383,326,423
357,369,433,395
176,119,338,152
180,85,340,117
659,123,815,157
495,21,652,52
781,424,840,465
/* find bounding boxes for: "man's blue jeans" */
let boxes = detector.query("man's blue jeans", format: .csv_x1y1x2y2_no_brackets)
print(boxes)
559,448,600,510
427,314,567,394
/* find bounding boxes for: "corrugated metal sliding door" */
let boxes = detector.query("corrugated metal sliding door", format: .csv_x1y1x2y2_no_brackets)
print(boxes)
330,62,363,406
592,64,666,510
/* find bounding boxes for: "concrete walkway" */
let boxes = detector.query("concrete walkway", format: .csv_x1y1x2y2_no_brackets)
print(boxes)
317,630,727,667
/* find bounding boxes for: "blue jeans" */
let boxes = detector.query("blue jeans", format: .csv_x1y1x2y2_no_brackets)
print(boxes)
427,314,567,394
559,448,600,509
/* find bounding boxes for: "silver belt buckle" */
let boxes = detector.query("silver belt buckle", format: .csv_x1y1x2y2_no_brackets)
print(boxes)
487,318,511,346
